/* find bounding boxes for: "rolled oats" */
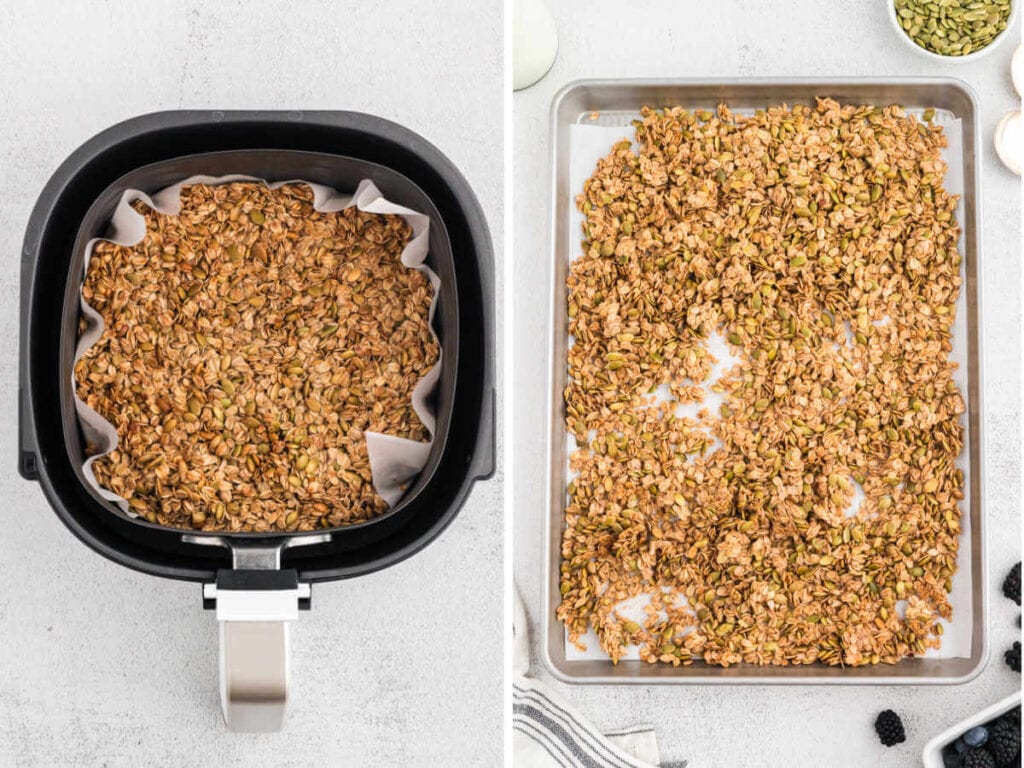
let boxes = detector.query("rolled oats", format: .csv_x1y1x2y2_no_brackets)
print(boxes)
559,100,964,667
76,182,438,532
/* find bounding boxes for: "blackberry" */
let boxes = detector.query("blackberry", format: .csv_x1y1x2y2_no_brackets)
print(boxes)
875,709,906,747
962,748,995,768
1005,706,1021,726
1005,641,1021,673
942,748,965,768
1003,562,1021,606
988,718,1020,766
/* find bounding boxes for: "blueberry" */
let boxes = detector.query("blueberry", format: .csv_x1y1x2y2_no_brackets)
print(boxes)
963,726,989,748
955,738,970,753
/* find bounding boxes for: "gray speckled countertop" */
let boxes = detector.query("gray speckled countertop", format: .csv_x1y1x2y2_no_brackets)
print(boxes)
513,1,1021,766
0,2,502,766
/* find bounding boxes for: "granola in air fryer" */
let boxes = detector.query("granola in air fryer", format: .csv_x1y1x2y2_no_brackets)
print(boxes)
559,100,965,667
76,182,437,532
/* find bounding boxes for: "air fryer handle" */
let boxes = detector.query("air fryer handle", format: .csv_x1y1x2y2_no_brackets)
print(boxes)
219,620,290,732
204,568,310,732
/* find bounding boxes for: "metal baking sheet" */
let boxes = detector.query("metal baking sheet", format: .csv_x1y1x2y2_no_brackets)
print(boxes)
542,79,986,684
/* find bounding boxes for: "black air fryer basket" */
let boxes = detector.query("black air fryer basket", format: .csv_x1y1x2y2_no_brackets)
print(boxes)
18,111,494,731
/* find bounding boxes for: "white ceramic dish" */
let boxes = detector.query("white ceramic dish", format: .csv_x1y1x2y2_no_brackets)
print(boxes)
921,690,1021,767
887,0,1020,63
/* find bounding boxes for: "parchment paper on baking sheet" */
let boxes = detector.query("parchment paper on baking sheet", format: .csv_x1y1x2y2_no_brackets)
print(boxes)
562,108,972,661
73,175,441,515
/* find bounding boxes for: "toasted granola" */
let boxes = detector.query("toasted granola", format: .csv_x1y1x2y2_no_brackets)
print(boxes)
559,100,965,667
76,182,437,532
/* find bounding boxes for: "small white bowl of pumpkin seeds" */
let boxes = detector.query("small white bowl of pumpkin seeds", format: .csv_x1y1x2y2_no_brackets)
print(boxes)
888,0,1018,62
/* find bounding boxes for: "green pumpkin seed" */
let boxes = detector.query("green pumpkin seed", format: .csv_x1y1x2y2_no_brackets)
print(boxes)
896,0,1009,54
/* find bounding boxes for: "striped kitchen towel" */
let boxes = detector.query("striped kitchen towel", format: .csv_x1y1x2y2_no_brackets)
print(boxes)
513,589,672,768
513,678,662,768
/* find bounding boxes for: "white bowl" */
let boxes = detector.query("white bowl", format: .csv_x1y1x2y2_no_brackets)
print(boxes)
921,690,1021,767
887,0,1020,63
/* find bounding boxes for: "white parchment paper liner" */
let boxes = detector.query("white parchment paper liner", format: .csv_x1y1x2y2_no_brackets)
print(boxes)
563,108,972,661
73,174,441,515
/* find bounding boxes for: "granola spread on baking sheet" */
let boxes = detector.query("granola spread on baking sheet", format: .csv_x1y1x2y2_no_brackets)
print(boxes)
75,182,437,532
559,99,965,666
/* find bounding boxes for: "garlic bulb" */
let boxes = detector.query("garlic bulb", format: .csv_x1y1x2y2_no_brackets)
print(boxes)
1013,45,1023,98
994,110,1022,176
